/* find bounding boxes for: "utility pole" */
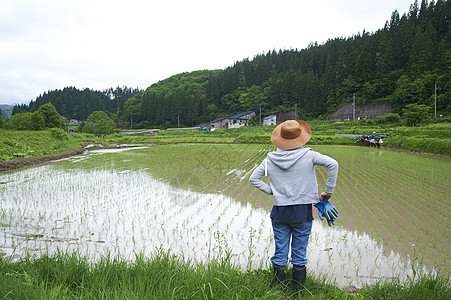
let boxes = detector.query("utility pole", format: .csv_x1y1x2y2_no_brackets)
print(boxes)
259,105,262,125
352,93,356,121
435,83,437,119
295,103,297,119
178,114,180,128
130,117,133,129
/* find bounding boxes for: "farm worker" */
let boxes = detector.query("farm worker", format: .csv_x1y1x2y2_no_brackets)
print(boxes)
249,120,339,293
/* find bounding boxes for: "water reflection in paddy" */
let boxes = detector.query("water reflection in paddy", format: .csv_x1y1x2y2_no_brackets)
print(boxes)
0,146,428,288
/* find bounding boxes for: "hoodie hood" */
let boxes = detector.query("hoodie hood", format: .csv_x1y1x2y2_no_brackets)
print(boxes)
267,147,311,170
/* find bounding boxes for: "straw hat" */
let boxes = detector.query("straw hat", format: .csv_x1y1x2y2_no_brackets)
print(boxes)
271,120,312,150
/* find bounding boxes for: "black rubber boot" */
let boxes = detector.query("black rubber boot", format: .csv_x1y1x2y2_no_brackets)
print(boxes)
292,264,306,293
273,263,287,290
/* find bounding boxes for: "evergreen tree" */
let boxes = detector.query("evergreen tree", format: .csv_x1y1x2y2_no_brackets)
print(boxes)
123,95,143,128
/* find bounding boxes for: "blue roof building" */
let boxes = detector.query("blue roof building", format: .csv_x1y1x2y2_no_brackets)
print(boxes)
210,111,255,129
263,115,277,125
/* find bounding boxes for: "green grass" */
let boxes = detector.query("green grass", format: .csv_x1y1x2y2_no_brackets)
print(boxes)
0,129,81,162
383,136,451,155
147,121,451,155
1,119,450,163
1,251,449,299
361,275,451,300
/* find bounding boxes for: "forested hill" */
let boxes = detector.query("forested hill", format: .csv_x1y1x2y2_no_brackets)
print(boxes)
130,0,450,128
13,0,450,128
12,86,143,121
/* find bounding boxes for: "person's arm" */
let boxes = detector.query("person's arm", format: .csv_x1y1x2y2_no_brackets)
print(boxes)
312,152,338,195
249,158,272,195
313,152,339,226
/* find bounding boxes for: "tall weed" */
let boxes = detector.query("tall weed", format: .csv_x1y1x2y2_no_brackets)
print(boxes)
1,252,449,299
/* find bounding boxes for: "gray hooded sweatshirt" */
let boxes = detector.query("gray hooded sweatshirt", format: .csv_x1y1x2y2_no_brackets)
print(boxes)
249,147,338,206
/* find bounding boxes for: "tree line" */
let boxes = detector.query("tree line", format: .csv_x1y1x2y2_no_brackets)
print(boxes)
12,86,143,122
8,0,450,129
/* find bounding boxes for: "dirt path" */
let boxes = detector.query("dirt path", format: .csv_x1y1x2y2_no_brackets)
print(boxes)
0,146,86,173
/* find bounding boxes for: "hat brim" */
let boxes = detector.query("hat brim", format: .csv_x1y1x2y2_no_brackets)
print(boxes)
271,120,312,150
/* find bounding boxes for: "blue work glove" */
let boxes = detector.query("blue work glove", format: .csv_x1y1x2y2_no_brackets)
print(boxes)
314,198,338,226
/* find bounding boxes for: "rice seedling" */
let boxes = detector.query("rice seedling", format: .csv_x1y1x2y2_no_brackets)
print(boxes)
0,143,449,289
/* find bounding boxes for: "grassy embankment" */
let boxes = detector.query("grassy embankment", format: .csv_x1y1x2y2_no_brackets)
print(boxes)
0,129,84,171
1,251,449,299
0,128,82,162
1,120,450,166
113,120,451,155
69,120,451,155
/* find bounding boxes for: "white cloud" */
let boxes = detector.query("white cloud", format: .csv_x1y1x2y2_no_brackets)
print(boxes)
0,0,414,105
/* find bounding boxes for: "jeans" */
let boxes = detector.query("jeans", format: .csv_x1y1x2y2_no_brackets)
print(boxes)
271,220,312,267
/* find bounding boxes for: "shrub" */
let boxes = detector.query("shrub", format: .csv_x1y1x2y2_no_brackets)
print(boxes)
384,136,451,155
402,104,432,126
85,111,115,136
49,128,69,140
380,113,401,123
6,111,45,130
37,102,68,130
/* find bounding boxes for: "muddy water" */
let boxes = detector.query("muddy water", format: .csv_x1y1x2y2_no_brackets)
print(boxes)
0,145,447,288
201,144,450,277
311,146,451,277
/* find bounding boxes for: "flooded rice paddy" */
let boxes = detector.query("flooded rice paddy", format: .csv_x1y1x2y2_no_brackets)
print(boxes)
0,144,449,288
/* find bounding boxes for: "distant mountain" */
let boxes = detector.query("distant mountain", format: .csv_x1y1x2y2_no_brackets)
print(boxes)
0,104,13,119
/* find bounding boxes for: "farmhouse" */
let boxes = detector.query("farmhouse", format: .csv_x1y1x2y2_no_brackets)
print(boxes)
68,119,81,124
210,111,255,130
263,115,277,126
227,111,255,128
210,115,231,130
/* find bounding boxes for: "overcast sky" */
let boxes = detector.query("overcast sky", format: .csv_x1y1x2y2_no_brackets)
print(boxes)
0,0,415,105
